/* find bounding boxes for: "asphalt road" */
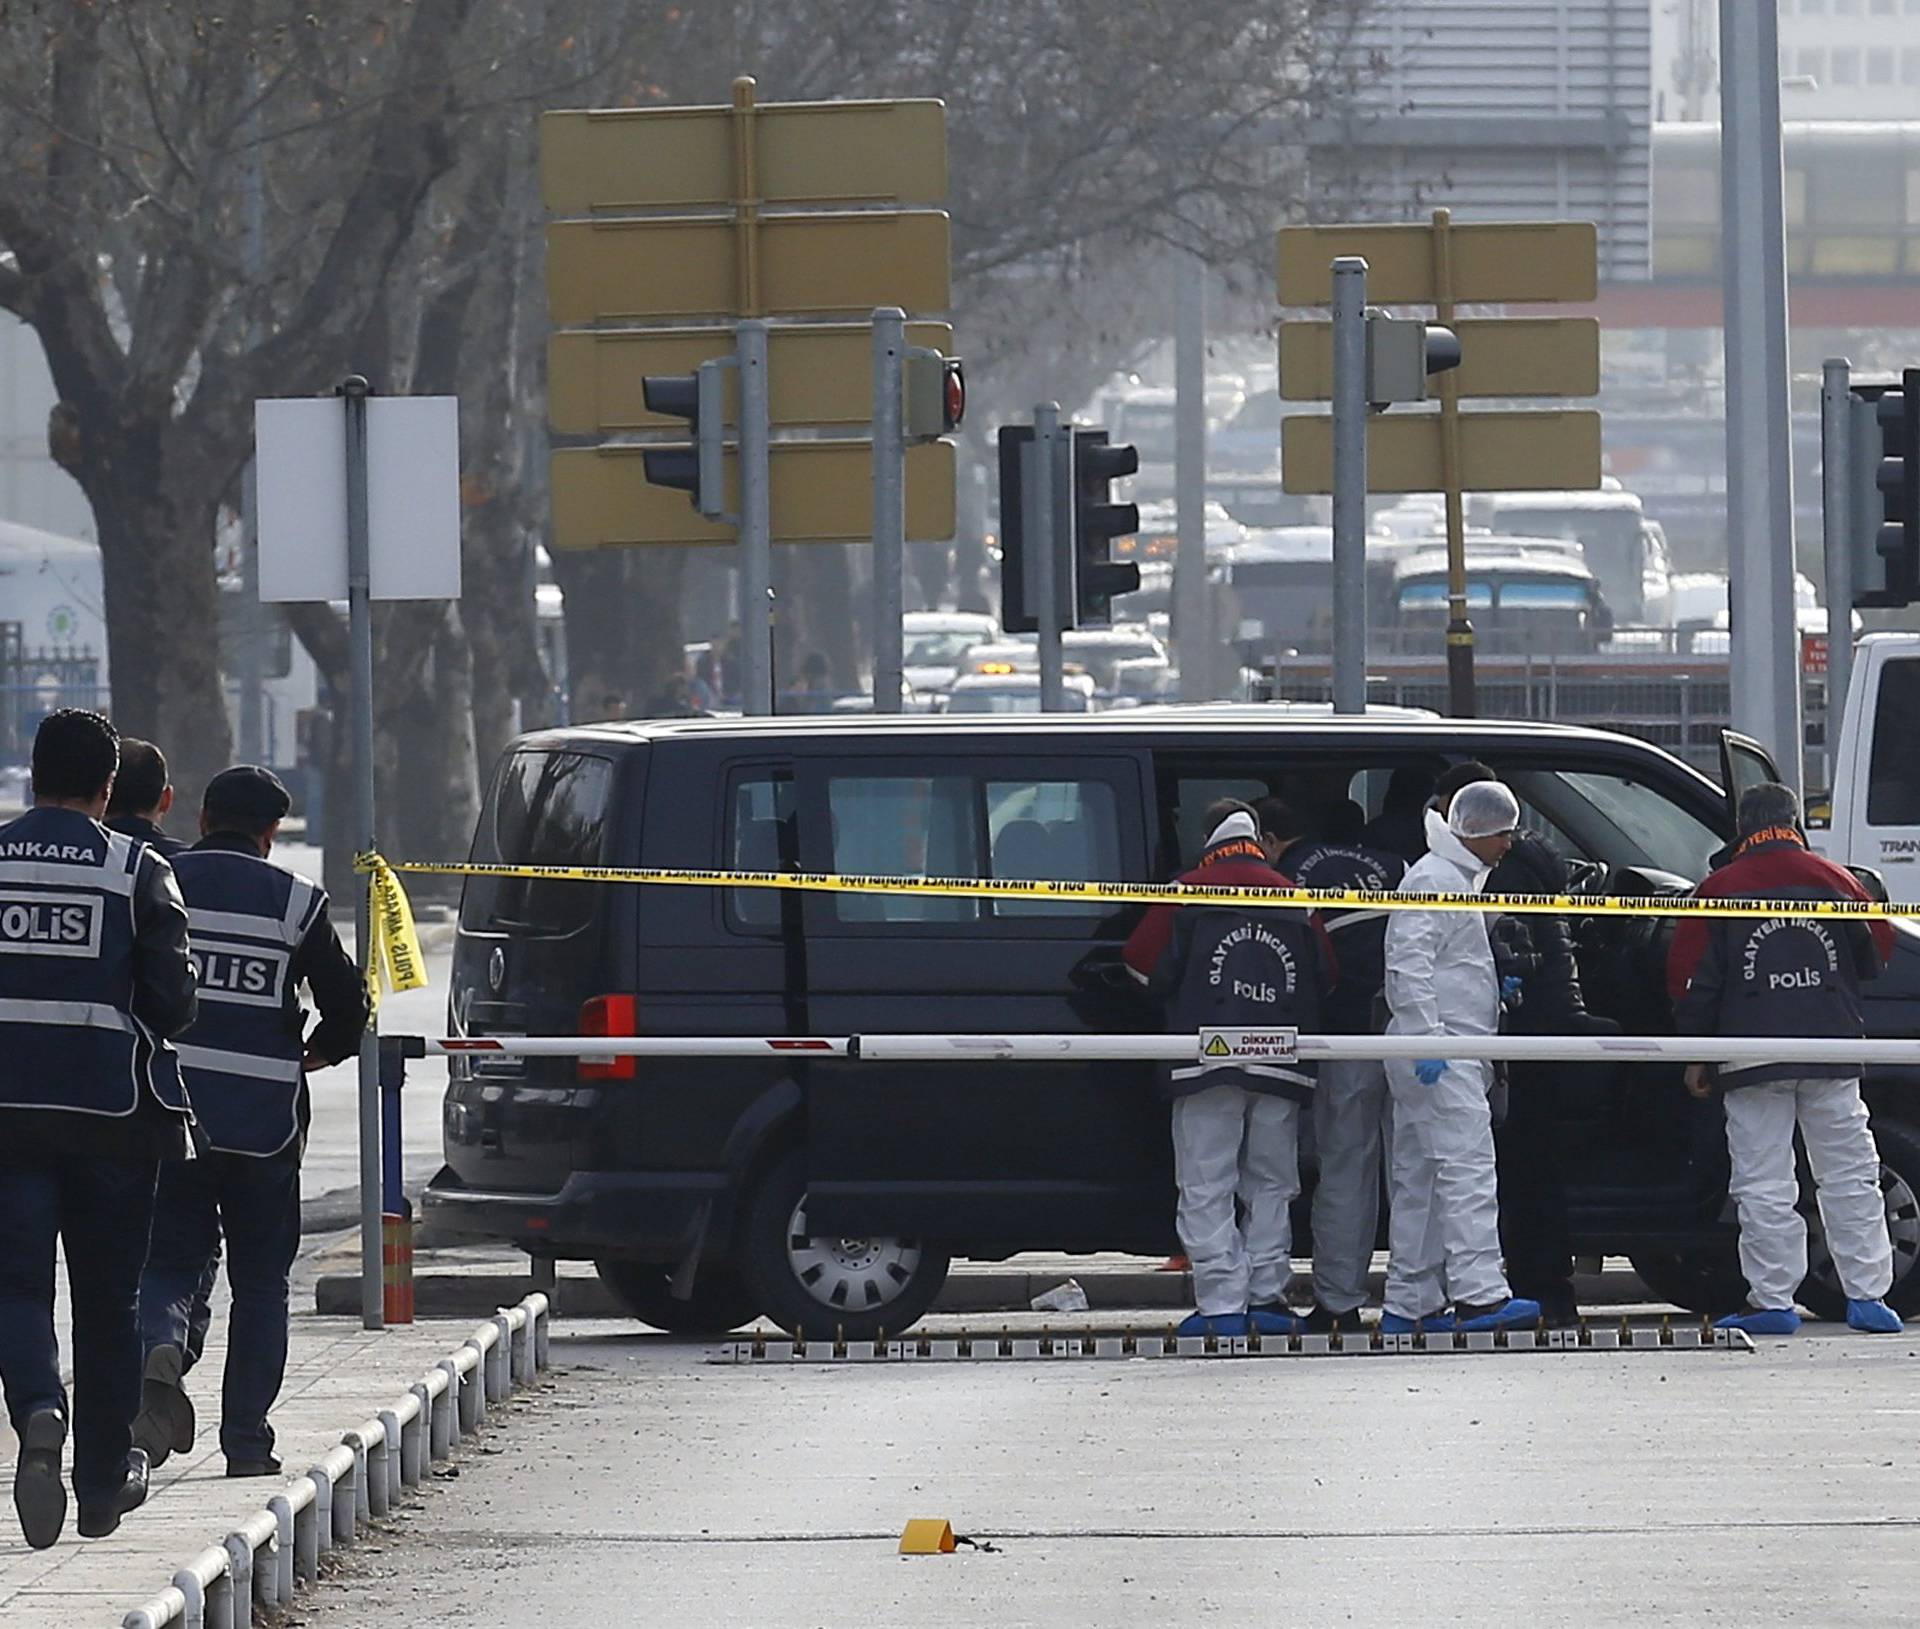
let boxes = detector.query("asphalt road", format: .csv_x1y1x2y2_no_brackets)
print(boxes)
296,1316,1920,1627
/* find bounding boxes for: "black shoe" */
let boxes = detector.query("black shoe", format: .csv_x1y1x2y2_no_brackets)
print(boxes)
225,1455,283,1479
1301,1303,1368,1335
132,1343,195,1469
1533,1287,1581,1328
13,1408,67,1550
75,1449,147,1540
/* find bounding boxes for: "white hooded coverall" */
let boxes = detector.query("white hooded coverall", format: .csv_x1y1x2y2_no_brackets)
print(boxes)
1381,808,1512,1320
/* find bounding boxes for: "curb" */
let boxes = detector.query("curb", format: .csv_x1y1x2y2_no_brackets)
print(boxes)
118,1294,551,1629
315,1269,1198,1320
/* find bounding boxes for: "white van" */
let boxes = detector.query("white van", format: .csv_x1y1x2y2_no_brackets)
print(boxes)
1818,633,1920,897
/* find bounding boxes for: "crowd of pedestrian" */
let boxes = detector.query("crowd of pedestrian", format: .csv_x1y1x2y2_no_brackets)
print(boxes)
1,711,367,1551
1124,764,1906,1343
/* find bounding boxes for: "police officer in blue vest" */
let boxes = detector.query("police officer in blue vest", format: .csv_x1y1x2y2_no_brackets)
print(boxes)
135,766,367,1479
104,739,186,859
0,710,197,1549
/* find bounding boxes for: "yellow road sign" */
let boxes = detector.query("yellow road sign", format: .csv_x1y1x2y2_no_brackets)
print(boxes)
1280,410,1602,495
1277,317,1600,401
540,100,947,214
547,212,951,324
549,322,954,433
551,439,957,548
1277,222,1597,306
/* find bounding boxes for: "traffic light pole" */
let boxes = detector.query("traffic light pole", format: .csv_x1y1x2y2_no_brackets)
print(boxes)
1330,258,1368,717
1175,252,1208,701
1030,402,1064,712
1719,2,1803,793
872,308,907,714
737,319,773,715
1821,357,1854,776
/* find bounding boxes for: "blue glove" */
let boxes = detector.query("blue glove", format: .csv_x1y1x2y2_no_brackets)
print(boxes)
1501,975,1524,1001
1414,1059,1448,1085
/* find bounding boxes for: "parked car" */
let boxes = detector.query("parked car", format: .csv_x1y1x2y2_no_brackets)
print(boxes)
425,713,1920,1339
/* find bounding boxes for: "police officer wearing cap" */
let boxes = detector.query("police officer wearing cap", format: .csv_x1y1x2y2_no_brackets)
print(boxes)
135,765,367,1479
0,710,197,1549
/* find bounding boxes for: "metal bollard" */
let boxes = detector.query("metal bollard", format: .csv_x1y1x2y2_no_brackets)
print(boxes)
431,1362,457,1460
457,1343,484,1432
490,1313,512,1401
267,1493,296,1605
349,1432,372,1524
294,1484,320,1584
378,1407,403,1507
171,1569,205,1629
402,1387,428,1484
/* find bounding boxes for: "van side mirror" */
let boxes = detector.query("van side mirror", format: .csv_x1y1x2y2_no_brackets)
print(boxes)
1847,864,1891,904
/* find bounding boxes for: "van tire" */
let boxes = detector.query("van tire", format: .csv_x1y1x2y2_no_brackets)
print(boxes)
593,1261,761,1336
1799,1114,1920,1322
1628,1247,1749,1318
738,1150,950,1341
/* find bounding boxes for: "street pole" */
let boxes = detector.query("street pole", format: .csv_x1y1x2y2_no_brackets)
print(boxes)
1331,256,1369,716
1174,252,1208,700
1431,209,1475,718
1719,1,1803,793
737,319,772,716
1821,357,1854,786
237,86,267,762
1030,402,1064,711
871,308,906,713
340,375,382,1333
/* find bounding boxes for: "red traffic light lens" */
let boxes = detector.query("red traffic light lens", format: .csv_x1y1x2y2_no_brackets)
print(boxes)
943,360,966,431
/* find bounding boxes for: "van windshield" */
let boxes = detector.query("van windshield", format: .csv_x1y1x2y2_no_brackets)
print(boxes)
461,750,612,933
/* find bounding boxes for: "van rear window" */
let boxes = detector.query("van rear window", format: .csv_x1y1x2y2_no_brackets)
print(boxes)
461,751,612,933
1867,659,1920,827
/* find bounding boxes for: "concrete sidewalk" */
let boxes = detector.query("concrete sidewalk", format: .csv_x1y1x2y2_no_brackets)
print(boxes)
0,1310,484,1628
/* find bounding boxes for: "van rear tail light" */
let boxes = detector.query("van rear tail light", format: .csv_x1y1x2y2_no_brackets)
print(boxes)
578,994,637,1081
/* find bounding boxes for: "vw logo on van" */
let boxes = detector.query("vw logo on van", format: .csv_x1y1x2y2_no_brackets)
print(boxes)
487,946,505,993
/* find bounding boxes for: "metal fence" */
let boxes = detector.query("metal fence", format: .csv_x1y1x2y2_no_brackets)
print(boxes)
0,624,105,765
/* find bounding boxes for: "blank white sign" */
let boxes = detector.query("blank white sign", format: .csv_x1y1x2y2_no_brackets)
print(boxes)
256,395,462,602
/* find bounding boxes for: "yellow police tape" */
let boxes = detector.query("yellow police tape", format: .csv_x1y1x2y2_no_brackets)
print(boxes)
362,852,430,1006
354,846,1916,993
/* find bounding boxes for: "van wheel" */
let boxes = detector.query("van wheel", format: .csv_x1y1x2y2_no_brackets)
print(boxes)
593,1261,761,1335
1628,1247,1749,1318
1800,1115,1920,1321
738,1151,950,1341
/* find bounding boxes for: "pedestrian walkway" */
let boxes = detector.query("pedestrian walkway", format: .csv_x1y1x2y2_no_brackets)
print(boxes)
0,1307,472,1628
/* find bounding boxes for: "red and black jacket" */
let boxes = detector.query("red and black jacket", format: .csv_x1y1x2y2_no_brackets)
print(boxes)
1666,829,1889,1087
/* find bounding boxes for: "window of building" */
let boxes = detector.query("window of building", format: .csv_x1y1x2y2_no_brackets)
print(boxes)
1868,48,1896,83
1867,661,1920,826
1835,0,1863,15
1903,47,1920,83
1804,0,1828,13
1870,0,1895,13
1796,47,1826,81
1831,47,1861,83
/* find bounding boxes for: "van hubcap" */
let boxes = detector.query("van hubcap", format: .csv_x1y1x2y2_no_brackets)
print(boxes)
786,1196,923,1314
1807,1163,1920,1296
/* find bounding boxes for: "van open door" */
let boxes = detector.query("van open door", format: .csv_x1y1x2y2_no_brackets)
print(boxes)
1718,729,1782,828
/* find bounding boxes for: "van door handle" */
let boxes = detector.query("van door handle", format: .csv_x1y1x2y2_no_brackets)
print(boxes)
1072,949,1138,992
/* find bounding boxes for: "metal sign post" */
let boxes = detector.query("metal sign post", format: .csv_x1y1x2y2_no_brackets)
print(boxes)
736,319,773,715
1174,252,1208,701
871,307,907,713
1330,257,1368,715
339,375,383,1332
1029,402,1064,711
1821,357,1855,781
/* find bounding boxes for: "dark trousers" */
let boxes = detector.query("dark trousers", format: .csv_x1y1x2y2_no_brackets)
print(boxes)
0,1156,158,1495
1495,1066,1573,1300
139,1149,300,1462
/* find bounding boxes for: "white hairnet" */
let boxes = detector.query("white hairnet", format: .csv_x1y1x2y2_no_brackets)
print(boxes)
1448,780,1520,840
1207,809,1259,847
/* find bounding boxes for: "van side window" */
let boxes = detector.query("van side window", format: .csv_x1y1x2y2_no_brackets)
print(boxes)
726,773,795,932
829,776,980,923
985,779,1122,917
1867,659,1920,825
461,750,612,933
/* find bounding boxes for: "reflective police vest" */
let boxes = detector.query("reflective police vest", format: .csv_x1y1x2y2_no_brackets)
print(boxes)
173,848,324,1157
0,806,188,1116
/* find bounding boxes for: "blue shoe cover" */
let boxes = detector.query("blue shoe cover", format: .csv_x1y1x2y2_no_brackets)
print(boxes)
1714,1306,1801,1335
1249,1308,1304,1337
1455,1297,1543,1332
1177,1311,1250,1338
1378,1310,1456,1335
1846,1299,1903,1334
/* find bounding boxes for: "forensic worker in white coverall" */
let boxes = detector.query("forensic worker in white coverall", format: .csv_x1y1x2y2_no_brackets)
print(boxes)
1380,780,1542,1335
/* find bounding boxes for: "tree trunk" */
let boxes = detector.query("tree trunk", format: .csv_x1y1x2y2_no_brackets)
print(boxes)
548,547,688,717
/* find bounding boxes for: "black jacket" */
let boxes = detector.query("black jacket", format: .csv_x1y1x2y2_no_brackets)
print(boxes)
1487,832,1608,1035
107,812,188,859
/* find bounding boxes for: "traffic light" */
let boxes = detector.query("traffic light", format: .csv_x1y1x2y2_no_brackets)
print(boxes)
639,361,726,520
997,424,1038,634
905,353,965,440
1364,316,1462,406
1071,429,1141,627
1865,370,1920,608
